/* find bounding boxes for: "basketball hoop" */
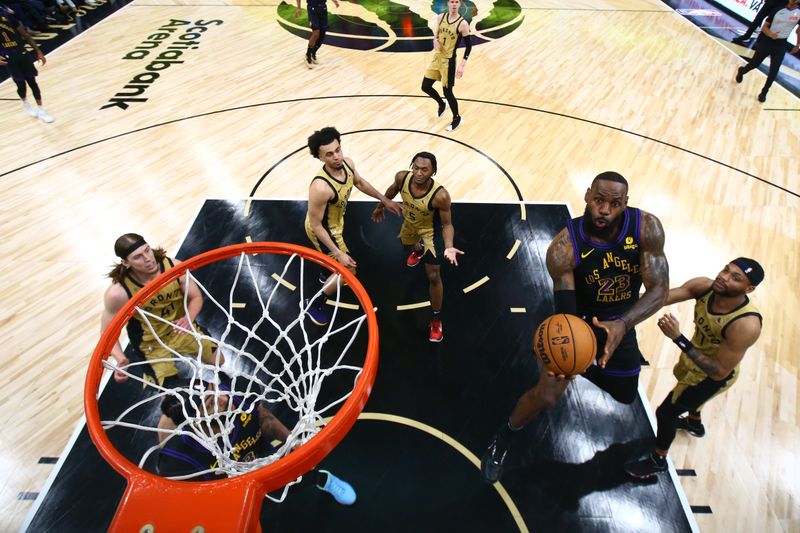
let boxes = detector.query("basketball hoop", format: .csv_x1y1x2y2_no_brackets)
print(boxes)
85,242,378,533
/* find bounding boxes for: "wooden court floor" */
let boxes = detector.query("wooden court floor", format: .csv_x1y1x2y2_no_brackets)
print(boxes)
1,0,798,531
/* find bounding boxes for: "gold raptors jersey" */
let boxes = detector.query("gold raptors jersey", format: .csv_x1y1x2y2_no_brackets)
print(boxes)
674,290,761,383
304,162,355,243
435,14,464,60
121,257,185,346
400,171,442,237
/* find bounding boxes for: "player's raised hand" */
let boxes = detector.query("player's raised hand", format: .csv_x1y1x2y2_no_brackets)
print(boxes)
173,315,192,334
383,200,402,217
371,204,386,223
592,316,626,368
444,247,463,266
656,313,681,340
112,354,130,383
335,250,357,269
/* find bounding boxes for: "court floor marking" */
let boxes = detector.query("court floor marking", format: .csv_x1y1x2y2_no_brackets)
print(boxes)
356,411,529,533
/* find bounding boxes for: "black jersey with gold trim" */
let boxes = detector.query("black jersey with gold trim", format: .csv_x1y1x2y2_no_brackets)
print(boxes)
566,207,643,320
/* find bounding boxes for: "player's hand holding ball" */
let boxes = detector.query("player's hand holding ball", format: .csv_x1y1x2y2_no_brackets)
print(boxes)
534,314,597,377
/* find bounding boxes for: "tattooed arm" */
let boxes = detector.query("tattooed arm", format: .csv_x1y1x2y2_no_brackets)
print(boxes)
622,211,669,326
258,403,290,443
546,227,577,292
658,313,761,380
593,211,669,366
544,228,578,380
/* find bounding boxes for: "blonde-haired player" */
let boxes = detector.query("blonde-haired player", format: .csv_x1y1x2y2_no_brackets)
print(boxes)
421,0,472,131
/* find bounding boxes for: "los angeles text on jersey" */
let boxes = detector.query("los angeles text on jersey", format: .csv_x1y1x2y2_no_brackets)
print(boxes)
584,251,639,303
210,411,260,467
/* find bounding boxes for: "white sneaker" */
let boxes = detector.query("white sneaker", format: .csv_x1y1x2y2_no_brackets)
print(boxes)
37,108,55,123
22,100,38,117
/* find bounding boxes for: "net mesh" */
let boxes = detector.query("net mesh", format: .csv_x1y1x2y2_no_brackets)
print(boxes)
100,250,369,498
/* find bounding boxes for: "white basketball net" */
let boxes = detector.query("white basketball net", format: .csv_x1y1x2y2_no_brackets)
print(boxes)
100,250,370,499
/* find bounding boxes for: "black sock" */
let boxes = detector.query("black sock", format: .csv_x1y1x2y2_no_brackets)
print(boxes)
306,46,313,58
432,309,441,320
313,469,328,487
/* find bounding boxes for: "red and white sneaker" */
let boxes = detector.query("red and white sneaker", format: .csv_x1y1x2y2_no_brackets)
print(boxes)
407,249,424,267
429,319,443,342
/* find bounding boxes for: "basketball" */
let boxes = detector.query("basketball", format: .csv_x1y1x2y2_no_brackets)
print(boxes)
533,314,597,376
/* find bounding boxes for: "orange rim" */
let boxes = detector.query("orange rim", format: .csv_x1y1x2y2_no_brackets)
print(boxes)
85,242,378,529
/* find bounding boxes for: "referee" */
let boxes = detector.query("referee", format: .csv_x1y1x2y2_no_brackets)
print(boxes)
735,0,800,102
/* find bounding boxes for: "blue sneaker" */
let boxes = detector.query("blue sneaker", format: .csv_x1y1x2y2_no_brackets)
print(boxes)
305,298,329,326
317,470,356,505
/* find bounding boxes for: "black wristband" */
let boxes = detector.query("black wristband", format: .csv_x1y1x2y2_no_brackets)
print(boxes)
553,290,577,315
673,334,693,353
463,34,472,60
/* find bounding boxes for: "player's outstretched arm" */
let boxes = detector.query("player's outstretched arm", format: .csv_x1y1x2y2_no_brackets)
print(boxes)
348,158,402,216
664,277,713,306
173,264,205,333
258,403,291,442
17,22,45,65
546,228,578,319
627,211,669,323
657,313,760,380
545,229,578,380
308,179,354,267
372,170,405,222
456,20,471,79
432,14,443,51
433,188,463,265
100,284,132,382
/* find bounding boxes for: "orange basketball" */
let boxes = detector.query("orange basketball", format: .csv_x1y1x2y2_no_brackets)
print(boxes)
533,314,597,376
